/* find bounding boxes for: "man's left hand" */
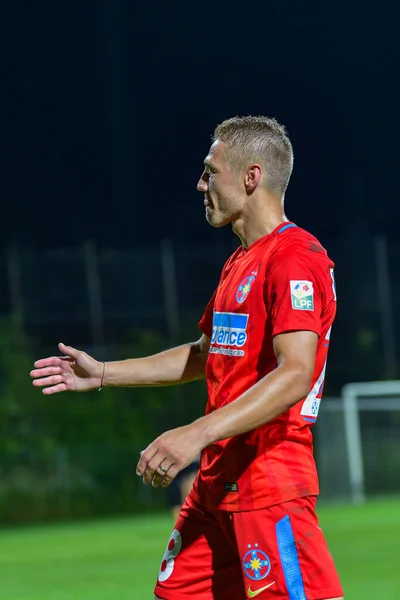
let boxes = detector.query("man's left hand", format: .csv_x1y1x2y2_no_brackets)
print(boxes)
136,424,206,488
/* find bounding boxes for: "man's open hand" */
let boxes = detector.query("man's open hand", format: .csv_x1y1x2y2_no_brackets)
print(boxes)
30,343,104,394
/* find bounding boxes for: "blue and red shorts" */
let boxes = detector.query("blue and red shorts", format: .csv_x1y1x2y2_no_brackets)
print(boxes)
154,494,343,599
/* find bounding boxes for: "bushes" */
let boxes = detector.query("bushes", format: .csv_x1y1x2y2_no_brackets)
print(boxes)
0,318,206,524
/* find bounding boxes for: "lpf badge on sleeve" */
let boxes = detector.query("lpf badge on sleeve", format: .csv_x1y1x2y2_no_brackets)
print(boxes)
290,280,314,311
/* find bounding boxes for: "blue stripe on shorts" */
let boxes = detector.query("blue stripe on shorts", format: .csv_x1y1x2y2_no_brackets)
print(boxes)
276,514,307,600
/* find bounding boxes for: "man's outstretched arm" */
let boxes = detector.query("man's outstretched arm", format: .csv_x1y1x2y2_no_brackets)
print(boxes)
30,335,210,394
102,334,210,387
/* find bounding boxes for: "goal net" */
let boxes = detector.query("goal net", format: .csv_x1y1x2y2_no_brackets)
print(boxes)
314,382,400,504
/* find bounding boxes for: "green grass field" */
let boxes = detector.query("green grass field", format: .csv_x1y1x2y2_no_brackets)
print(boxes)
1,498,399,599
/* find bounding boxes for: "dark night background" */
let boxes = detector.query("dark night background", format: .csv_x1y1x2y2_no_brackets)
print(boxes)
3,1,400,390
2,0,400,545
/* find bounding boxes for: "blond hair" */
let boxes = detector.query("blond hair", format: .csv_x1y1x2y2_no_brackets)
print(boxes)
213,115,294,195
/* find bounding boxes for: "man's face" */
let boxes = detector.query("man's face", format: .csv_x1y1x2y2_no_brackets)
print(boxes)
197,140,244,228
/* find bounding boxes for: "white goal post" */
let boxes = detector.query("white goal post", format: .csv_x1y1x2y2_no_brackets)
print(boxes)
342,380,400,505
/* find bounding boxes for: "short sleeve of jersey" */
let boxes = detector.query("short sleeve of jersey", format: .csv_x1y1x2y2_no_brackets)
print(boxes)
198,288,217,338
265,252,323,337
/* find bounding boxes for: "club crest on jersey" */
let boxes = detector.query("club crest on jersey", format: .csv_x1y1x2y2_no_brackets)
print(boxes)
236,276,255,304
242,544,271,581
290,280,314,311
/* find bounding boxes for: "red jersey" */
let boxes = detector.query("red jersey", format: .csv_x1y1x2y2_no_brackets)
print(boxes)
192,222,337,512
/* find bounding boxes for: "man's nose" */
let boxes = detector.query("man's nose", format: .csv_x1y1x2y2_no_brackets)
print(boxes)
197,171,208,192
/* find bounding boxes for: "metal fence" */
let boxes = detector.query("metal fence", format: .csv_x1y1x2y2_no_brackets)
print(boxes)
1,232,399,389
1,240,232,350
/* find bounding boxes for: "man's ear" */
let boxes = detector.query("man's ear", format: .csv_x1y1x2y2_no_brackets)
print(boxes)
244,164,262,193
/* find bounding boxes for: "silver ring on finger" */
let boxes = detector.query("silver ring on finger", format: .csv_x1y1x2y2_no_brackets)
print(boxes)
159,465,168,474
